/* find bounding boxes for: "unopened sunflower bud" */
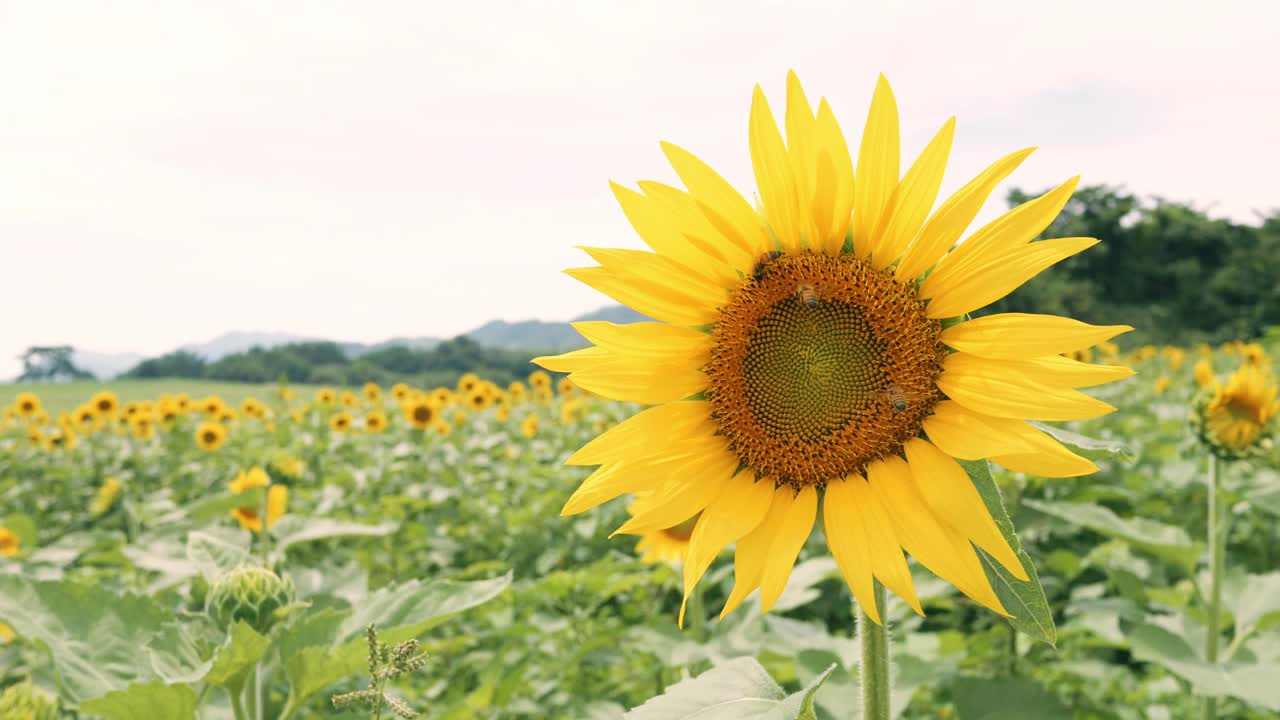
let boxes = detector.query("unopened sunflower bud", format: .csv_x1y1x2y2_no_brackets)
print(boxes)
206,564,296,633
0,680,59,720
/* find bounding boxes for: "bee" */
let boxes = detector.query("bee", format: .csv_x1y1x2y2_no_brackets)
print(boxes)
752,251,784,281
796,282,819,307
879,383,926,413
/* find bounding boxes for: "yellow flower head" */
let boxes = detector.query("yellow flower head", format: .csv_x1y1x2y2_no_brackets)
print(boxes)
363,382,383,403
195,421,227,451
466,389,489,412
365,410,387,433
91,477,123,516
559,398,584,424
534,72,1135,627
390,382,411,401
339,390,357,408
14,391,42,417
45,427,77,451
73,404,99,432
130,414,156,440
1195,363,1279,459
520,414,539,439
228,467,286,532
269,450,306,480
241,397,265,417
557,377,576,396
0,623,14,642
218,408,238,424
1242,343,1268,368
431,387,453,407
316,388,336,405
432,419,452,437
202,396,226,416
1194,358,1215,388
330,411,353,433
1164,347,1186,370
528,370,551,391
507,381,527,400
403,398,436,429
1154,375,1170,393
0,527,19,557
91,390,120,417
457,372,481,395
495,404,511,422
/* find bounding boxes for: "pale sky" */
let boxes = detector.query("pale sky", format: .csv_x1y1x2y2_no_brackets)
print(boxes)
2,1,1277,380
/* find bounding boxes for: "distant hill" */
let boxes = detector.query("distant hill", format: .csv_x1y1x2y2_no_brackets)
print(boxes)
179,332,321,361
71,350,146,379
461,306,650,352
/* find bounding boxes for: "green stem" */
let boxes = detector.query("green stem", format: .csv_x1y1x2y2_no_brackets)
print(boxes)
858,582,890,720
1008,621,1019,677
229,682,248,720
244,665,259,720
1203,454,1222,720
686,579,707,643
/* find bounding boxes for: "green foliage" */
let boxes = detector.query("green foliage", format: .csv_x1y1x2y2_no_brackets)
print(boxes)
620,657,834,720
206,565,297,634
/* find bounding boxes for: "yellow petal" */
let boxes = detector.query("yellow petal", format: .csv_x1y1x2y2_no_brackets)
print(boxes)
661,141,772,257
580,247,727,311
531,346,608,373
569,360,706,404
895,147,1035,281
572,321,710,361
759,485,817,612
992,449,1098,478
721,485,793,618
679,471,775,627
561,460,670,516
869,117,955,271
638,181,758,280
611,446,739,535
813,99,855,254
869,456,1009,616
847,465,923,616
851,74,900,261
1014,355,1136,388
940,313,1134,359
902,439,1026,580
566,401,714,466
610,182,738,285
565,266,719,327
822,476,881,623
923,237,1100,320
937,352,1116,421
922,400,1038,460
923,177,1080,289
750,85,804,254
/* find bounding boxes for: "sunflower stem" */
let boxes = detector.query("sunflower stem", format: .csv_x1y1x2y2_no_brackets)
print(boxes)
858,582,891,720
1202,454,1222,720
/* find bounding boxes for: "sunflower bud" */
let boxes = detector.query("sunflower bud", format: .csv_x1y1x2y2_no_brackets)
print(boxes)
0,680,60,720
206,564,296,633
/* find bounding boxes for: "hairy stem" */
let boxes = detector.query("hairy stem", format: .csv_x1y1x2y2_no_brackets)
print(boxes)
858,582,890,720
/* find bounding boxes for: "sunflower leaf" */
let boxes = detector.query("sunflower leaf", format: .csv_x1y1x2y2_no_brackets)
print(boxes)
1029,422,1136,463
959,459,1057,647
621,656,836,720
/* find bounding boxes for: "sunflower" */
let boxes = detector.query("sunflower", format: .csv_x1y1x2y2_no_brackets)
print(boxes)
195,421,227,451
1194,358,1215,388
495,403,511,422
90,477,123,516
45,427,77,451
365,410,387,433
339,390,357,407
508,381,528,400
241,397,265,418
466,390,489,412
390,382,411,401
363,382,383,403
535,72,1134,625
403,398,436,429
217,408,238,424
330,411,353,432
13,391,42,417
528,370,551,392
0,527,19,557
316,388,336,405
201,396,226,416
431,387,453,406
520,414,539,439
557,377,576,396
457,372,480,395
0,623,14,642
87,390,118,417
1154,375,1170,394
1194,363,1278,459
73,404,99,432
228,467,287,532
130,414,156,440
433,420,452,437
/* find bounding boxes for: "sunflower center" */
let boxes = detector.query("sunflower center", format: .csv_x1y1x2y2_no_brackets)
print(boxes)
706,252,945,488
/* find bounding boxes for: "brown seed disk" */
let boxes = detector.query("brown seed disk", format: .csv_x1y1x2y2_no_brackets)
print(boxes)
705,252,945,488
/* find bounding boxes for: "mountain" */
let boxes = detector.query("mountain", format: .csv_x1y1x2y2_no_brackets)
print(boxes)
462,306,651,352
178,332,322,361
70,350,146,379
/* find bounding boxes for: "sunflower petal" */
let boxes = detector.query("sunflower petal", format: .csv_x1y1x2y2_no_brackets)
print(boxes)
759,485,817,612
561,461,668,516
869,117,955,271
922,400,1038,459
902,439,1026,580
679,471,774,627
847,465,923,616
566,401,714,466
721,485,794,618
661,141,772,256
923,237,1100,320
750,85,804,254
940,313,1133,359
566,267,719,327
1015,355,1136,388
638,181,758,279
937,352,1116,421
813,99,855,254
532,346,607,373
611,182,738,285
895,147,1035,281
569,360,706,404
822,476,881,623
611,446,739,535
851,75,900,261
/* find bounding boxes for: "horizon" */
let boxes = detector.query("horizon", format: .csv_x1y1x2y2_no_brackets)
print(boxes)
3,1,1278,379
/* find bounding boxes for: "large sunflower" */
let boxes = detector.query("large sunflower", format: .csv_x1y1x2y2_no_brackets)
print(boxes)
535,73,1133,625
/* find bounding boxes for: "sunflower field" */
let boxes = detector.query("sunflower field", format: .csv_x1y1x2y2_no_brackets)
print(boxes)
3,72,1280,720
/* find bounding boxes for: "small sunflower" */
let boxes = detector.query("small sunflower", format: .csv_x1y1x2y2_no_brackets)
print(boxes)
316,388,336,405
228,467,288,532
14,391,42,417
91,390,119,417
431,387,453,406
467,390,489,412
528,370,551,392
508,381,527,400
390,382,411,401
330,411,353,433
433,420,452,437
1154,375,1170,394
631,495,697,566
557,377,576,396
1194,358,1215,388
201,396,226,416
339,390,358,407
130,414,156,440
536,72,1134,625
363,382,383,403
241,397,265,418
403,398,436,429
520,414,539,439
217,408,238,424
1194,363,1278,460
0,527,19,557
45,427,77,451
196,422,228,451
457,372,480,395
90,477,123,516
495,403,511,422
365,410,387,433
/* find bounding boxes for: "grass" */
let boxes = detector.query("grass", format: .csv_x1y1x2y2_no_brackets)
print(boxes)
0,379,323,414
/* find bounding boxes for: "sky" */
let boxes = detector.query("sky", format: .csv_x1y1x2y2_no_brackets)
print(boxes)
2,1,1277,380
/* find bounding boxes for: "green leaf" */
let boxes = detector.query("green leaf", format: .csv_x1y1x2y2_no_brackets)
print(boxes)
622,656,835,720
269,516,398,554
175,486,266,524
959,459,1056,646
202,621,270,691
951,676,1072,720
1023,499,1202,573
281,573,511,710
1233,573,1280,641
1029,422,1136,463
146,622,213,685
79,681,197,720
185,528,251,581
0,576,170,705
1128,622,1280,710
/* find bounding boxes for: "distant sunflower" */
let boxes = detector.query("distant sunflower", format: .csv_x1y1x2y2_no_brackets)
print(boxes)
365,410,387,433
339,390,358,407
228,467,287,532
495,403,511,422
330,411,353,433
458,372,480,395
528,371,551,392
201,396,226,416
363,382,383,403
91,390,119,417
536,72,1134,625
1154,375,1170,394
391,383,411,401
196,422,227,451
520,414,539,439
241,397,265,418
467,390,489,412
631,495,697,566
1195,363,1278,459
557,377,576,396
0,527,19,557
14,391,41,418
1194,358,1215,388
316,388,336,405
403,398,436,430
130,415,156,440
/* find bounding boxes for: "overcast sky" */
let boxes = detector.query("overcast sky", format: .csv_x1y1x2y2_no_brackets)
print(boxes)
2,1,1277,380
